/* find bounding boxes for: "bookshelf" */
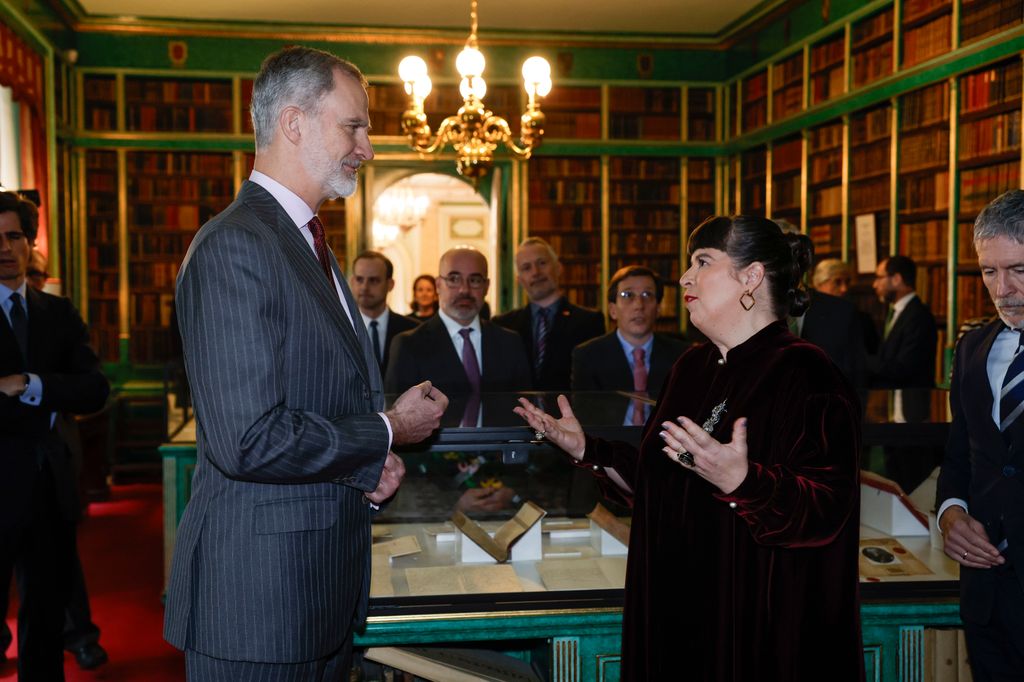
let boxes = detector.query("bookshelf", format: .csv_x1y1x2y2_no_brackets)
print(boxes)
526,156,602,309
609,86,681,140
898,81,950,325
240,78,254,134
849,103,894,266
686,87,716,142
807,120,844,261
741,146,767,215
770,135,802,228
810,32,846,106
608,157,681,330
542,86,602,139
960,0,1024,45
728,82,740,140
955,57,1021,323
126,151,235,364
852,7,894,89
82,74,116,131
900,0,953,69
742,70,768,132
367,82,406,137
772,52,804,121
686,157,716,230
85,150,120,362
124,76,233,133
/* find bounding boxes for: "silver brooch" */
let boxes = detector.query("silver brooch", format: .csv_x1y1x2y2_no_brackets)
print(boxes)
676,400,728,467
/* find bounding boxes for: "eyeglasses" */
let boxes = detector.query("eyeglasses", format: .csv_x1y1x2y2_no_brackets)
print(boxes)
617,290,656,302
440,273,488,289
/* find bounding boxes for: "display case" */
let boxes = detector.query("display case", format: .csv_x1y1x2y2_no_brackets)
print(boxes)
161,390,960,682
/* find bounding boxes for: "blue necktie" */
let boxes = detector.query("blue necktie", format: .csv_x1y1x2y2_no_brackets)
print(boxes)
535,307,550,372
999,329,1024,432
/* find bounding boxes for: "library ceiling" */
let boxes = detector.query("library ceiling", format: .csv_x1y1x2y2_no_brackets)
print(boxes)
73,0,768,37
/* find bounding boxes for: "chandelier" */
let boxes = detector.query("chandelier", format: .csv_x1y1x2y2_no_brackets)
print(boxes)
397,0,552,180
376,188,430,229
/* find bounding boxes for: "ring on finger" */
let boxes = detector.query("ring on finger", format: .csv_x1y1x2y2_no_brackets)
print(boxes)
962,550,969,560
535,430,546,440
677,450,695,467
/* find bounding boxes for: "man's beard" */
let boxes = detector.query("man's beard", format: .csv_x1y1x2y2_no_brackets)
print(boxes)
305,136,358,199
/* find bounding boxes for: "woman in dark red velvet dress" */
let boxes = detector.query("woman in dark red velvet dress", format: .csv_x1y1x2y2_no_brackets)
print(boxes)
516,215,863,681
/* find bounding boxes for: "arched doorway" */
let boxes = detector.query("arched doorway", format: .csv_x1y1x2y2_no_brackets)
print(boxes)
369,172,494,315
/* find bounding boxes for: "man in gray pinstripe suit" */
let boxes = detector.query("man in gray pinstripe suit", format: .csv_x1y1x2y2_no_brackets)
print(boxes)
164,46,447,681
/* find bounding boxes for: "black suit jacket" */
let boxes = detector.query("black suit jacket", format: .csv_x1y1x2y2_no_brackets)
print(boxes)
800,290,866,388
867,294,937,388
937,320,1024,624
492,297,605,391
377,309,418,376
571,331,686,397
384,315,532,396
0,287,109,528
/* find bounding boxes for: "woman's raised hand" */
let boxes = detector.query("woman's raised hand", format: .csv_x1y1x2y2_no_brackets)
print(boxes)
659,416,750,494
514,395,586,461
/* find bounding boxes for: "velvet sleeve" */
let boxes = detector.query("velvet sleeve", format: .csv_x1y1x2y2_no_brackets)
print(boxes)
577,434,638,507
714,392,860,548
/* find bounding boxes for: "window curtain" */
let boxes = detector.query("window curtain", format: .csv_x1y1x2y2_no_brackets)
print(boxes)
0,22,48,256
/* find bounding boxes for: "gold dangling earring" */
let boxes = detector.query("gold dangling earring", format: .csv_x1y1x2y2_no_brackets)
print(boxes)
739,290,755,311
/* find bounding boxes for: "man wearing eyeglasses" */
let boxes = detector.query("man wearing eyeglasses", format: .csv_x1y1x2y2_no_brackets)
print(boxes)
494,237,605,391
571,265,685,405
0,190,109,680
385,246,530,399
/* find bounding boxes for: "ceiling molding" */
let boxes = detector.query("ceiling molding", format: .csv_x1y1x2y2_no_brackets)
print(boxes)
48,0,806,51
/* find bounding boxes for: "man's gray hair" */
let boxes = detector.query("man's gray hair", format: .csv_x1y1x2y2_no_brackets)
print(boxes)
250,46,367,150
518,236,559,263
973,189,1024,245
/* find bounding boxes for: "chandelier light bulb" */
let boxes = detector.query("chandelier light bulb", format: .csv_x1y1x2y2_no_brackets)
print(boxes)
398,56,428,84
535,77,552,98
459,77,487,101
412,76,432,100
521,56,551,84
456,47,486,78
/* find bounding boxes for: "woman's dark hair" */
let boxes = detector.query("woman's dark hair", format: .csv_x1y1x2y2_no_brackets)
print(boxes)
409,273,438,314
687,215,813,318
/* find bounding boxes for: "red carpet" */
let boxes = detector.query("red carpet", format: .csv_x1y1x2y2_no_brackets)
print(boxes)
1,484,185,680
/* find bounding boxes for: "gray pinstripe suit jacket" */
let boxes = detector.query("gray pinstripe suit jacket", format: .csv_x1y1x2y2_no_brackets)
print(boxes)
164,181,389,663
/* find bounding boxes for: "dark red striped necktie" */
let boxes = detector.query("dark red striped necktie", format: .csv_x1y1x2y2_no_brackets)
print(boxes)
307,216,334,286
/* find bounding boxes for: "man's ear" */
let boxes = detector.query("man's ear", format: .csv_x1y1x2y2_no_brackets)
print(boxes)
279,105,304,146
387,278,395,294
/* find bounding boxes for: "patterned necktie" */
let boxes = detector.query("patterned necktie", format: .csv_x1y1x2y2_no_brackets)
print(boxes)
535,307,550,372
9,292,28,362
459,328,482,427
370,319,382,366
999,329,1024,432
306,216,335,287
631,347,648,426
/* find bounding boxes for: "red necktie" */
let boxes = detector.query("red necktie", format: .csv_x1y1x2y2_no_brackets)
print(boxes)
632,347,648,426
306,216,335,286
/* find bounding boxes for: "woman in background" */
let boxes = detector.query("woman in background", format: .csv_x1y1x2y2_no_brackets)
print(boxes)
516,215,863,681
408,273,438,322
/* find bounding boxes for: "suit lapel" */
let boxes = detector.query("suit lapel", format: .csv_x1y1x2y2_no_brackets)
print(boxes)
968,322,1005,452
24,287,50,371
239,182,370,388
